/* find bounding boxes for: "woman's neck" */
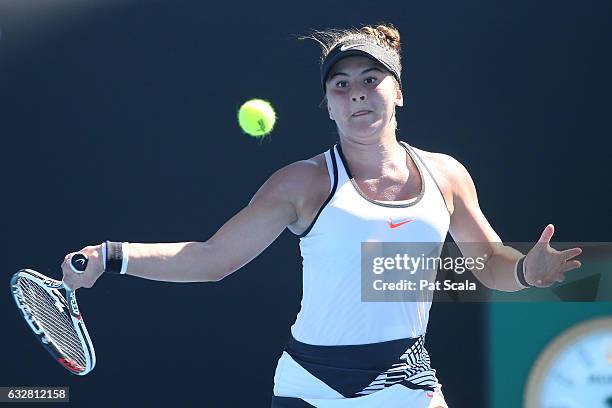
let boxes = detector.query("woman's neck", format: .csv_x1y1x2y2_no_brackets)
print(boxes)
337,130,408,179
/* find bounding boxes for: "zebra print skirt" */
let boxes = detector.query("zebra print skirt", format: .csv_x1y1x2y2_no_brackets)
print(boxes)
271,334,448,407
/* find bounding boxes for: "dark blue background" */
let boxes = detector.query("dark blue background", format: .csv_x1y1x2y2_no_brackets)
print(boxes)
1,0,610,406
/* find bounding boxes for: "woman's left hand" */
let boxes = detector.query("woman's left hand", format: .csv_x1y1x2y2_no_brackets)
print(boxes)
524,224,582,287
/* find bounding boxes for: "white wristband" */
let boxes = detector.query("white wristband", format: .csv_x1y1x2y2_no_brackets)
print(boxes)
120,242,129,275
101,242,107,271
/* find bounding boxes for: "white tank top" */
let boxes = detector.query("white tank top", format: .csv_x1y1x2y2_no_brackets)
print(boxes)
290,141,451,346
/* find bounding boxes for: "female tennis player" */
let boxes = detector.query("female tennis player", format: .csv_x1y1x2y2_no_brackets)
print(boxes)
61,23,582,407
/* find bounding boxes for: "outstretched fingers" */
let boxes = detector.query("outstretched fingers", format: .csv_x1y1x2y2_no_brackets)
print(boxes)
560,259,582,273
561,247,582,262
538,224,555,244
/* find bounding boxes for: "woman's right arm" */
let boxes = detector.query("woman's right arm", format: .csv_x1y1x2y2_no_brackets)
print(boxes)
61,161,313,290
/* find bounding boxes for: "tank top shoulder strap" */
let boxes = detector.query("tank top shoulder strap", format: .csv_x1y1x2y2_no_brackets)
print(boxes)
332,144,351,185
399,141,452,217
298,146,339,238
323,147,338,193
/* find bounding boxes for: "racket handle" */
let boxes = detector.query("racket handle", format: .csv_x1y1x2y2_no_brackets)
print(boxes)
70,253,89,274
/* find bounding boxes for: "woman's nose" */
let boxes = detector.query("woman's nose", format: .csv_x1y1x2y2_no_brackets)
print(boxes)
349,81,367,102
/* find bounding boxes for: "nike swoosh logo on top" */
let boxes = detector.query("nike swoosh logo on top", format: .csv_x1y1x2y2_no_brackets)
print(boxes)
388,218,414,229
340,43,365,51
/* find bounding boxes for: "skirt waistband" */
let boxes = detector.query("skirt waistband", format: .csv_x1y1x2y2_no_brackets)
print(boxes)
285,334,426,371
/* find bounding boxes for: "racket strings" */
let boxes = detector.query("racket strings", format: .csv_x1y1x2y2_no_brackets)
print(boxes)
16,277,87,368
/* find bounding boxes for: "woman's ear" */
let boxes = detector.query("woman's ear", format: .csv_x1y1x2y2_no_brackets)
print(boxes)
327,104,334,120
395,86,404,107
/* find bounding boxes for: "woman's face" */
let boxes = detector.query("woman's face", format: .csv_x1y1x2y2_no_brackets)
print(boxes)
325,55,403,140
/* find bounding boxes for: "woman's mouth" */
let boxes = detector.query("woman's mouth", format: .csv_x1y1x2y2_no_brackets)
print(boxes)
352,110,372,117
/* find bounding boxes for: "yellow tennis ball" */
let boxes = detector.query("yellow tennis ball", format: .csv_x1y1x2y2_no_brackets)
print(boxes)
238,99,276,137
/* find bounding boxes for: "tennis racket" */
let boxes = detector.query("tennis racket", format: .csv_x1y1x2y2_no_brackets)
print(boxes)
10,254,96,375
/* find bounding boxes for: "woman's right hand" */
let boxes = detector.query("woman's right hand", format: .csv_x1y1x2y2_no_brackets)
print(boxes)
61,245,105,290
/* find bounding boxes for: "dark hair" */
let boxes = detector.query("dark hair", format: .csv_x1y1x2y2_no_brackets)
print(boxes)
300,23,403,106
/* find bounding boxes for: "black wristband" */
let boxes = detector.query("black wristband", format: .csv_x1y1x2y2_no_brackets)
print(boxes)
516,256,534,288
105,240,123,274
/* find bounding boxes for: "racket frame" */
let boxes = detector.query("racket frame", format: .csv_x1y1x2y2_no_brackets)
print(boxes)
10,268,96,375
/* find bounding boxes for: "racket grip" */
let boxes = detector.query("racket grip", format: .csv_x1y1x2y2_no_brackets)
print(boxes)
70,253,89,274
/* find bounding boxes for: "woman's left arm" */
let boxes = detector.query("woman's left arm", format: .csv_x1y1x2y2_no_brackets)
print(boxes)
442,155,582,292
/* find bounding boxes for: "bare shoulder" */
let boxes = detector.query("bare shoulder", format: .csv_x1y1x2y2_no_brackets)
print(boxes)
268,153,328,195
410,146,473,215
412,147,467,177
261,152,330,235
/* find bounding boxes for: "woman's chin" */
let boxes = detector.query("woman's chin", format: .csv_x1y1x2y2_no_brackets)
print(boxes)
345,119,384,136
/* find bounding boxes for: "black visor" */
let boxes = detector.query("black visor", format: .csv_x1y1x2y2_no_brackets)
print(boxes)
320,41,401,93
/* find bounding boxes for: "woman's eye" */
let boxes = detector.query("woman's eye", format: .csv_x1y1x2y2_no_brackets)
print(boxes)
335,77,377,88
